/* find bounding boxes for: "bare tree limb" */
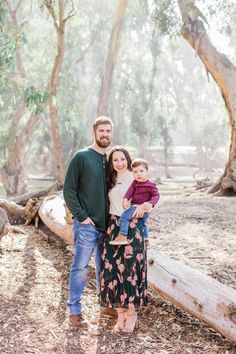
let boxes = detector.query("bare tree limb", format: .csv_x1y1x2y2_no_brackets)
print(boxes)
19,0,33,27
44,0,59,30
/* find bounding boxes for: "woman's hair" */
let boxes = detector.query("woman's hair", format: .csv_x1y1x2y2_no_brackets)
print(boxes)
107,146,132,190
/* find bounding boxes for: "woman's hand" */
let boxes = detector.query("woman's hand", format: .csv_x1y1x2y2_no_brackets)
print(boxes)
122,198,129,209
132,202,152,218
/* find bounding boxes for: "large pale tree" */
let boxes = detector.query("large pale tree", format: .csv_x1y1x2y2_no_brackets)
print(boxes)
177,0,236,194
0,0,41,196
44,0,75,183
97,0,128,116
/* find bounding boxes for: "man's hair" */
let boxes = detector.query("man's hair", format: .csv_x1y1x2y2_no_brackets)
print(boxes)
93,116,113,131
131,158,148,170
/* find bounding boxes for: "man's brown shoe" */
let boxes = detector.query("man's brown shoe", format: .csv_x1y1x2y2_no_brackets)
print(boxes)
69,314,89,329
100,307,117,318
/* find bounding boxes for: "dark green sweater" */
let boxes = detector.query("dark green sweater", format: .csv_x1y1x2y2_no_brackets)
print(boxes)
63,147,108,230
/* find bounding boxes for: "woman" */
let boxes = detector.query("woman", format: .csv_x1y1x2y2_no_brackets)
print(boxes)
100,146,151,334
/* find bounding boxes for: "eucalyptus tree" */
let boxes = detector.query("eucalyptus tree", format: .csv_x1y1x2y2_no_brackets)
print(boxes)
156,39,228,176
56,0,119,161
179,0,236,193
97,0,128,116
149,0,236,194
108,1,163,154
0,0,15,165
42,0,75,183
0,0,46,196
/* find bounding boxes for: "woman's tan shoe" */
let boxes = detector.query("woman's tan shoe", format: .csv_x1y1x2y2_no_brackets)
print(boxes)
112,308,127,333
122,310,137,334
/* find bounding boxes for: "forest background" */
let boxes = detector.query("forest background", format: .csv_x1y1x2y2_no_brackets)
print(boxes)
1,1,236,353
1,0,236,197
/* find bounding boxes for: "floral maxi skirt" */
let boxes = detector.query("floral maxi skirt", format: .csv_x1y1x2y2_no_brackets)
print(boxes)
100,215,148,309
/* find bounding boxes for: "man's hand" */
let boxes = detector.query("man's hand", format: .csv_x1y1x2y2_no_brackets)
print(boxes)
80,217,95,225
132,202,152,218
122,198,129,210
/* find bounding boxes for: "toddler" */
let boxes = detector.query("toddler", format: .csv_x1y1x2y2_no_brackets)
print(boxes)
109,158,160,246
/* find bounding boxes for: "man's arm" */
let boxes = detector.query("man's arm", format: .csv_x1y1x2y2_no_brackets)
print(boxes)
63,153,88,222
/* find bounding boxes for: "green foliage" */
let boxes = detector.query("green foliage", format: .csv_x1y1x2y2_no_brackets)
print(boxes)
0,120,9,164
0,0,6,22
0,2,15,85
150,114,174,147
1,0,234,177
24,86,50,115
147,0,180,36
0,34,16,82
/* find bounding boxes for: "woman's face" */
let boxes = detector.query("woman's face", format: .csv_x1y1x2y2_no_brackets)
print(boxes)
112,151,128,173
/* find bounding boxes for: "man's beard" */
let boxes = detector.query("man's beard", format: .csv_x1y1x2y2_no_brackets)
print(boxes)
95,137,111,148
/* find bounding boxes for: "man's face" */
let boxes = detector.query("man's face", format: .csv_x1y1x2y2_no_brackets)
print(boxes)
94,123,112,148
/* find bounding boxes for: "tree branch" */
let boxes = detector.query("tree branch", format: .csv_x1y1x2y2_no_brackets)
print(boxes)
19,0,33,27
44,0,59,30
14,0,23,12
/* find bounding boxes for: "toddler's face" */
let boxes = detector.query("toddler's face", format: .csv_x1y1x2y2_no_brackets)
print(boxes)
132,165,148,182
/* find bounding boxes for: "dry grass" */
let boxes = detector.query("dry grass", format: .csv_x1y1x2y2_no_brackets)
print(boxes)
0,189,236,354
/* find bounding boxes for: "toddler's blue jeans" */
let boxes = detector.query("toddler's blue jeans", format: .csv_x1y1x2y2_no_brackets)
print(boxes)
119,206,149,238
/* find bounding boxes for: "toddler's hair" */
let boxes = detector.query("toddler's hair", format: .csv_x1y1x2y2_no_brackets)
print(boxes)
131,158,148,170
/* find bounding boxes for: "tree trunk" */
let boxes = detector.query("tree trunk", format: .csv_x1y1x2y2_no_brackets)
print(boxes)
10,181,63,206
0,182,63,229
148,249,236,344
97,0,128,116
38,191,73,245
0,197,39,225
0,101,28,196
164,143,171,178
178,1,236,194
45,0,69,184
1,2,41,196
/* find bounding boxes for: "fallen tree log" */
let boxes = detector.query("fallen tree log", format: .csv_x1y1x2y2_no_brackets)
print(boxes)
10,182,63,206
147,249,236,344
38,191,73,245
37,192,236,344
0,197,40,225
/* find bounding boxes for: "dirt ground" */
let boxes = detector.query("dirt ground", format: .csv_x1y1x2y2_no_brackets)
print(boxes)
0,183,236,354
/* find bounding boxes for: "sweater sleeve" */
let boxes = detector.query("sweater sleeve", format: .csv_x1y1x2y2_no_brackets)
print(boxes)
63,153,88,222
124,180,136,200
149,183,160,207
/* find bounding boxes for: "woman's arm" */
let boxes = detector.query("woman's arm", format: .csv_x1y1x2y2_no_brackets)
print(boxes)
132,202,152,218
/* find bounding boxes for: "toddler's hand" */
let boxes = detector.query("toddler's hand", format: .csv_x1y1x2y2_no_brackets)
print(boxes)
123,198,129,209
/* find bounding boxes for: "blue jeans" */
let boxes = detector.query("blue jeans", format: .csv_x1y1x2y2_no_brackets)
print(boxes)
68,219,102,315
119,206,149,238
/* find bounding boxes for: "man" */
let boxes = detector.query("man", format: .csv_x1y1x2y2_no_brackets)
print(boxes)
63,116,113,329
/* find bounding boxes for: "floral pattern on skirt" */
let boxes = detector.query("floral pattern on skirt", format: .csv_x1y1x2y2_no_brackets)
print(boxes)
100,215,148,309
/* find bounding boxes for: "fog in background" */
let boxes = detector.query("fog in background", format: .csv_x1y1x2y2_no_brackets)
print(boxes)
1,0,236,192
